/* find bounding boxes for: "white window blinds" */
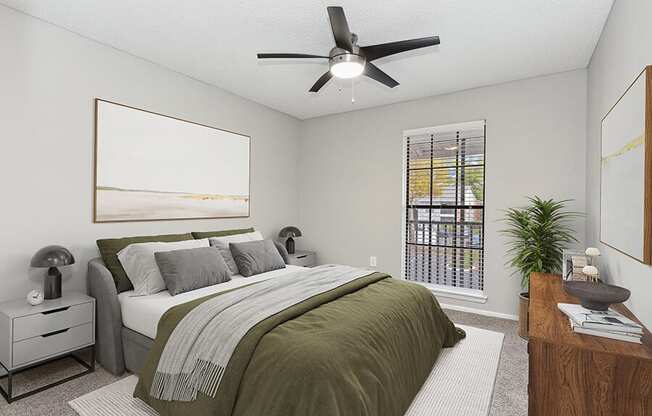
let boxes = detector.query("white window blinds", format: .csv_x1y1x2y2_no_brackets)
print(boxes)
404,120,486,290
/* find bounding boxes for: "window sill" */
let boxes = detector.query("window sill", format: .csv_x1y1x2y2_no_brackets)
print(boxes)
413,282,488,304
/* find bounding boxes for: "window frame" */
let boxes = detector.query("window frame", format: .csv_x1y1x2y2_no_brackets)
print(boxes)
401,120,488,303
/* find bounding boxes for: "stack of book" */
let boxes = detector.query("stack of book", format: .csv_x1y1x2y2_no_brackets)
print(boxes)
558,303,643,344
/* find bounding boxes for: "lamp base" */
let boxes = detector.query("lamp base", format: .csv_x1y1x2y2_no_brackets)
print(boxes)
286,237,295,254
44,267,62,299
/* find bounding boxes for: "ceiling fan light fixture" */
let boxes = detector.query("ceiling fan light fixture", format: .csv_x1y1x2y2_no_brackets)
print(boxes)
330,61,365,78
330,54,365,79
257,6,439,92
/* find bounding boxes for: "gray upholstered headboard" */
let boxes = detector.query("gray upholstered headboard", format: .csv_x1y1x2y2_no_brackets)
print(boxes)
87,258,125,375
88,228,257,375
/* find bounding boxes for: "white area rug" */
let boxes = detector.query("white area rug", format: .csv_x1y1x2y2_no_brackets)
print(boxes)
69,325,503,416
404,325,504,416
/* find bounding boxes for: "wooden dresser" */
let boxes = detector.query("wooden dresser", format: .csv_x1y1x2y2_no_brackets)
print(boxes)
528,273,652,416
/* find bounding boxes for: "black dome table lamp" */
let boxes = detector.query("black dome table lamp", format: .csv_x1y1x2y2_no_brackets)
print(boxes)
30,245,75,299
279,226,302,254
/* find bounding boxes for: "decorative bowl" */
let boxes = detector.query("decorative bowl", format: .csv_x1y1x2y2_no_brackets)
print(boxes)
563,281,630,311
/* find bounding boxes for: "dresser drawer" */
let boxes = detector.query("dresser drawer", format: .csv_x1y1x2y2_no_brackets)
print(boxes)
13,302,93,342
12,322,93,368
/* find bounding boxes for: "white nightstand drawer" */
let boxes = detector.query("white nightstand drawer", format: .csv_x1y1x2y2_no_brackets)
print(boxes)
13,302,93,342
288,252,316,267
12,322,93,368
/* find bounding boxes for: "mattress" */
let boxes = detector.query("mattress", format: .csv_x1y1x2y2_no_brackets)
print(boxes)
118,265,306,339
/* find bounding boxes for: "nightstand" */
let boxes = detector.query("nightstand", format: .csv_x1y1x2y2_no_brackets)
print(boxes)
0,292,95,403
287,251,317,267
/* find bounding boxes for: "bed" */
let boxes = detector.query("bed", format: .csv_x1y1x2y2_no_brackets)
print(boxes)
88,252,463,416
118,266,306,339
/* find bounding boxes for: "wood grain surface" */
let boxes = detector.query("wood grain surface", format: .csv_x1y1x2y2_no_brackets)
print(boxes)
528,273,652,416
644,65,652,264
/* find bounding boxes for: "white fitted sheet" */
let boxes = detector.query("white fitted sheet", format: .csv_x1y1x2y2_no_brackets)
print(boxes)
118,265,306,339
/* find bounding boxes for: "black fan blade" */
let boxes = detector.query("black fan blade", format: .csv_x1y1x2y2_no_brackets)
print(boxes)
361,36,440,61
309,71,333,92
364,63,399,88
327,6,354,52
257,53,329,59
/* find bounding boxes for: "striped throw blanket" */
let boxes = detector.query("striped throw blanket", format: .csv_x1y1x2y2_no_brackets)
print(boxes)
150,264,372,402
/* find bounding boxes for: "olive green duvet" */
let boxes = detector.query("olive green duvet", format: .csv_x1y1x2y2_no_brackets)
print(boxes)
134,272,465,416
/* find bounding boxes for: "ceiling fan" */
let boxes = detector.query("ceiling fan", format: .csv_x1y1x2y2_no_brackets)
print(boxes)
257,6,440,92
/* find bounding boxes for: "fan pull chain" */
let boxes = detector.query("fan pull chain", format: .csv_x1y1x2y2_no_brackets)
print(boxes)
351,79,356,104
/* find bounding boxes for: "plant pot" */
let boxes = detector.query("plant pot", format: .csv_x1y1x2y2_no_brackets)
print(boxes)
518,292,529,340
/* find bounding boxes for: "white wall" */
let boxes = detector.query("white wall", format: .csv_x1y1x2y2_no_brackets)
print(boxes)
298,70,587,317
0,6,300,301
0,4,600,322
586,0,652,328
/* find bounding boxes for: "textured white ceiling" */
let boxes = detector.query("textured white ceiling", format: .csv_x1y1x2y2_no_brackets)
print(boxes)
2,0,613,119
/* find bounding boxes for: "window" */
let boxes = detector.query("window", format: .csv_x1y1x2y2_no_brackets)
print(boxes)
403,121,485,292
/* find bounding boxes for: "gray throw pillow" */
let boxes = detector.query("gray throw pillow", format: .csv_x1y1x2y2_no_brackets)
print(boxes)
207,231,264,275
274,240,289,264
230,239,286,277
154,247,231,296
213,244,239,275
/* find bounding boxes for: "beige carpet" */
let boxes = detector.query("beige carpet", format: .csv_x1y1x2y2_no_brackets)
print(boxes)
0,309,527,416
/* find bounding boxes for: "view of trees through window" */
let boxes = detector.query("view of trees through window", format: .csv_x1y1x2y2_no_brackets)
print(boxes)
404,122,485,290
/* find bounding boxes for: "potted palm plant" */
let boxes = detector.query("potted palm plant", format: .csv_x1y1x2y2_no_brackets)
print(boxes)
502,197,581,339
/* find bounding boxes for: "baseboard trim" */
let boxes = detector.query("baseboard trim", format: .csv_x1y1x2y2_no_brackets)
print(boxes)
415,282,488,304
440,303,519,321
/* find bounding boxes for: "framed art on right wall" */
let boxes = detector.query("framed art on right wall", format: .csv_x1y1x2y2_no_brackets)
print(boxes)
601,66,652,264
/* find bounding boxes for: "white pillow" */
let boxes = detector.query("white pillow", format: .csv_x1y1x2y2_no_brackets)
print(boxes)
209,231,263,274
118,239,210,296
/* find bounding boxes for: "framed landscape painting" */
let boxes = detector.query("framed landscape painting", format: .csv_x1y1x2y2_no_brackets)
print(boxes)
94,99,250,222
600,66,652,264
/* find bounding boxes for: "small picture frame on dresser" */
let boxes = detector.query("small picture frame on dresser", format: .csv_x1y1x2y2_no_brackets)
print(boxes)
287,251,317,267
562,249,589,281
0,292,95,403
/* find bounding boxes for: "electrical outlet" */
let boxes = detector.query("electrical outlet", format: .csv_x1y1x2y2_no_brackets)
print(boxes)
369,256,377,267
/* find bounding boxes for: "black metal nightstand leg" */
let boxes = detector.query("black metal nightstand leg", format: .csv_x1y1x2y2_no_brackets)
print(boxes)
0,345,95,404
6,370,12,403
0,360,12,404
